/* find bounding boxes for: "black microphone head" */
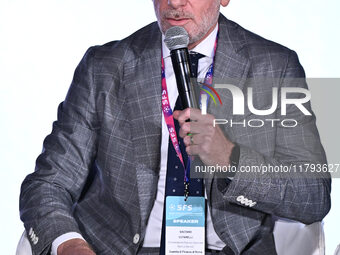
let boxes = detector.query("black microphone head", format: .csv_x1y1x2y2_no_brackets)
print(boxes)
164,26,189,51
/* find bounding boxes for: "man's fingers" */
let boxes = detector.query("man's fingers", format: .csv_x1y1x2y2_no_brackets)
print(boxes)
185,144,202,156
179,122,194,138
183,134,211,147
179,121,215,138
173,108,191,123
173,108,205,123
172,110,181,120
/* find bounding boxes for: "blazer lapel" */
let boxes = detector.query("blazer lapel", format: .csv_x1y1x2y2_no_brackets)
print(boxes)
122,23,163,227
204,15,251,196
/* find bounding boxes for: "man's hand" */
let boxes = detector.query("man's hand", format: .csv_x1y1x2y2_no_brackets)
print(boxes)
173,108,234,167
57,238,96,255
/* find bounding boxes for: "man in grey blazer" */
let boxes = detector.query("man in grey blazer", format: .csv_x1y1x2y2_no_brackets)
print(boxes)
19,0,331,254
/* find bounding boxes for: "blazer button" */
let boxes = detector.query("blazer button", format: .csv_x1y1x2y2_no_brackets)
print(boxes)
249,201,257,207
133,233,140,244
236,195,244,202
33,236,39,245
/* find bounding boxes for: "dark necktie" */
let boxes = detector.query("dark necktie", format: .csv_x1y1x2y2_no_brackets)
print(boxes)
189,51,205,78
160,52,205,254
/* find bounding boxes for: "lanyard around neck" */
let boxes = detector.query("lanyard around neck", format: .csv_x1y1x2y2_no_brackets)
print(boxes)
161,28,219,185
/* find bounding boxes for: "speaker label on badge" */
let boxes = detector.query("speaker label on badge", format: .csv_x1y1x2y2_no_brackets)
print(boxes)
165,196,205,255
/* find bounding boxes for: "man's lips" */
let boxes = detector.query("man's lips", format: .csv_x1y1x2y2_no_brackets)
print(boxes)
166,17,191,26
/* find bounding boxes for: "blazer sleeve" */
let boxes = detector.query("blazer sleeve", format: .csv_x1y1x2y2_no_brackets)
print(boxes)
220,50,331,224
19,47,101,255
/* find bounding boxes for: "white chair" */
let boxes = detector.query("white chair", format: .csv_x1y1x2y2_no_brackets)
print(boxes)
16,231,32,255
273,219,325,255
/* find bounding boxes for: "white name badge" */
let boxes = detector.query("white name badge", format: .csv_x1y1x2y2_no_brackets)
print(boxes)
165,196,205,255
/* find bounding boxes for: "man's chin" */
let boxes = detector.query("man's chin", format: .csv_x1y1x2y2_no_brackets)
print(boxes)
161,19,191,32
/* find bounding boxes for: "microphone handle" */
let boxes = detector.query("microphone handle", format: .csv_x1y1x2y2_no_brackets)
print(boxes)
170,48,199,110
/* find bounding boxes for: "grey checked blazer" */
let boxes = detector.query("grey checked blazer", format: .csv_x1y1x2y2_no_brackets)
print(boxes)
20,15,331,255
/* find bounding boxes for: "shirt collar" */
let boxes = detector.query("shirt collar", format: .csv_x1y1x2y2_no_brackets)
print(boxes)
162,23,218,59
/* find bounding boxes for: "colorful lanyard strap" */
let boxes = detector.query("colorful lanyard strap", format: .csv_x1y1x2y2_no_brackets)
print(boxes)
161,28,219,199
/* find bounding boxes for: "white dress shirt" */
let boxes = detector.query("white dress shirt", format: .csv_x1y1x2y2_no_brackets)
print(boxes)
52,24,225,254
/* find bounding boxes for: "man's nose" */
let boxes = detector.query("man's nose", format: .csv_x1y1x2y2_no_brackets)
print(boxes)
168,0,188,9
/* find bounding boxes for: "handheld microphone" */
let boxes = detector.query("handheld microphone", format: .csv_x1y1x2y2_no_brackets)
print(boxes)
164,26,199,110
